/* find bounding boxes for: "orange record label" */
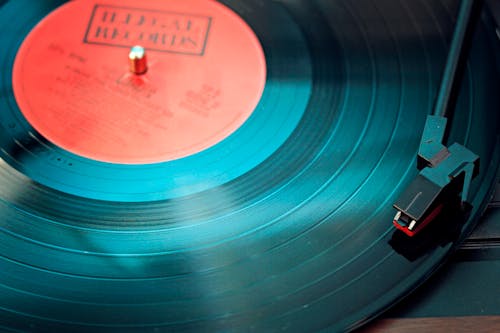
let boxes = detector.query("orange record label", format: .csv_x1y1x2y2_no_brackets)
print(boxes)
13,0,266,164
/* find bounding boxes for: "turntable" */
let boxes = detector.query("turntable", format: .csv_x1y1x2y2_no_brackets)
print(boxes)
0,0,498,332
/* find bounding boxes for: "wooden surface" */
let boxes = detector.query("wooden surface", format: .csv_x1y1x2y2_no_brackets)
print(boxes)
359,316,500,333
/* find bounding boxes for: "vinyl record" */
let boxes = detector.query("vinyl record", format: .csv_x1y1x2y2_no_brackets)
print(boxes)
0,0,499,332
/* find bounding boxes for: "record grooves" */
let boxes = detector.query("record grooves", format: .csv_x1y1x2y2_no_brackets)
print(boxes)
0,0,499,332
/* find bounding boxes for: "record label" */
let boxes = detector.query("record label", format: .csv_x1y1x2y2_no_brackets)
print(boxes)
13,0,266,164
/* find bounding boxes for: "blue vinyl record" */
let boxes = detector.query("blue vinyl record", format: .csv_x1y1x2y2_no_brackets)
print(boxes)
0,0,498,332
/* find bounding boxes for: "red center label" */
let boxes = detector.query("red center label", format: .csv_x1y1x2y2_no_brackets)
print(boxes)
13,0,266,164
